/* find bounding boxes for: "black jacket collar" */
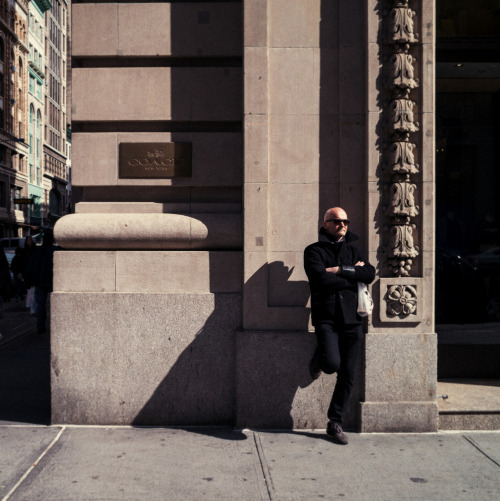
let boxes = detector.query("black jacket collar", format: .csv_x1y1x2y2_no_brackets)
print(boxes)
318,227,359,245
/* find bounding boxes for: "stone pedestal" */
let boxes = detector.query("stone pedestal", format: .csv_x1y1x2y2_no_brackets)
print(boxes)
51,251,242,425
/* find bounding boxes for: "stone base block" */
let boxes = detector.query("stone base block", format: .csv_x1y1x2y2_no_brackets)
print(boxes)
235,331,362,430
360,402,438,432
365,333,437,402
439,413,500,430
51,293,241,425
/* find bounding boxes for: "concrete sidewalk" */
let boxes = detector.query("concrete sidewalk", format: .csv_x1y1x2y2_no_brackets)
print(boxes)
1,426,499,501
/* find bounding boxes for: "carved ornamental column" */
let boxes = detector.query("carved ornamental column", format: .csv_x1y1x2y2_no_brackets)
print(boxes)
379,0,426,322
362,0,437,432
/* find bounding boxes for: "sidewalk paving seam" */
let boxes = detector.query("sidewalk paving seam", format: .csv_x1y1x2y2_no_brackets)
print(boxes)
1,426,66,501
463,434,500,468
253,432,274,501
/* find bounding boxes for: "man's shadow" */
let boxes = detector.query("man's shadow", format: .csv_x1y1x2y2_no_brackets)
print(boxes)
132,261,314,434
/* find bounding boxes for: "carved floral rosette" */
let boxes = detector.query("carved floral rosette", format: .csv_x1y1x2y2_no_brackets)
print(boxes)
379,278,423,322
380,0,422,321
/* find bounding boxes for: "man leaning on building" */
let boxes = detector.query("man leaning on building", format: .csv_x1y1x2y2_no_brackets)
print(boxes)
304,207,375,444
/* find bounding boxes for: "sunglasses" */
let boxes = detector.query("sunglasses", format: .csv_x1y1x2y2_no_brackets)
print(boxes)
325,218,350,225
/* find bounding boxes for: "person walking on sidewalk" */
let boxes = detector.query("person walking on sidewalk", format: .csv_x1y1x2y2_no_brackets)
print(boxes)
23,235,37,314
304,207,375,444
27,231,56,334
11,247,26,301
0,248,11,320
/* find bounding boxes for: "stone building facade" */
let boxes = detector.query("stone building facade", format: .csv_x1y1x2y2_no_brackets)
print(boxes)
43,0,70,227
53,1,440,431
27,0,52,227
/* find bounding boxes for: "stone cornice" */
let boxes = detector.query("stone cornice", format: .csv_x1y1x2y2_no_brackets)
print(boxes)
0,21,28,52
54,214,243,250
32,0,53,14
29,62,45,80
0,18,16,38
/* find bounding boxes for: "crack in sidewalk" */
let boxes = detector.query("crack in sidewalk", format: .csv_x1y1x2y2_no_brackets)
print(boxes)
463,434,500,468
253,432,275,501
1,426,66,501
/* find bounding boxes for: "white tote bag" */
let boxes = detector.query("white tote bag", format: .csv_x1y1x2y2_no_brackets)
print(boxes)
357,282,373,317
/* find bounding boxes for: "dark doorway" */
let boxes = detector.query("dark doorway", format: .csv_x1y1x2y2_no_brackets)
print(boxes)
436,0,500,378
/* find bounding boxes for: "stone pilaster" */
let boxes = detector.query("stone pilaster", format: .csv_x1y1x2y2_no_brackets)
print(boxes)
362,0,437,432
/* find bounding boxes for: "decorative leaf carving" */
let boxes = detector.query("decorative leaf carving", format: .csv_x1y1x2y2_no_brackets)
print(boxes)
388,224,419,276
389,52,418,90
389,181,419,218
388,6,418,44
390,99,419,133
385,141,419,174
380,0,421,282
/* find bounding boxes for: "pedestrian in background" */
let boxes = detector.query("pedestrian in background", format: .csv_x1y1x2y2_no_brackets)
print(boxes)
27,231,56,334
11,247,26,301
23,235,37,314
0,248,11,319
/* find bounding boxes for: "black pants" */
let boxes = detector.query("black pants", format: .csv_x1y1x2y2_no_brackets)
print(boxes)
313,322,363,424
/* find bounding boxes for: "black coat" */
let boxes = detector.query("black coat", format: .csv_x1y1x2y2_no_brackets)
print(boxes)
26,244,55,290
304,228,376,326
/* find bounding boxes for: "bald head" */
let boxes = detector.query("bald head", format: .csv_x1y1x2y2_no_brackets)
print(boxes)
324,207,347,222
323,207,349,241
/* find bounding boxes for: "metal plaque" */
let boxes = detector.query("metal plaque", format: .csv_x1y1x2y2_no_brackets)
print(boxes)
119,143,192,179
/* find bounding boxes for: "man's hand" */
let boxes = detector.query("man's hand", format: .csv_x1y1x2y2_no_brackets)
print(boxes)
326,261,365,274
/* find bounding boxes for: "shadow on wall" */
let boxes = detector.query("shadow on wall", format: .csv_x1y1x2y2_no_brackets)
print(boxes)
238,262,317,429
131,292,241,427
132,261,314,429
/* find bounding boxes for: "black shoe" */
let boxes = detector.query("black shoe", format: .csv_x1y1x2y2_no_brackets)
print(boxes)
309,355,321,380
326,421,349,445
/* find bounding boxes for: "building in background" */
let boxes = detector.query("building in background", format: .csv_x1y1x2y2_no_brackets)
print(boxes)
43,0,69,227
27,0,51,228
0,0,70,238
0,0,30,237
